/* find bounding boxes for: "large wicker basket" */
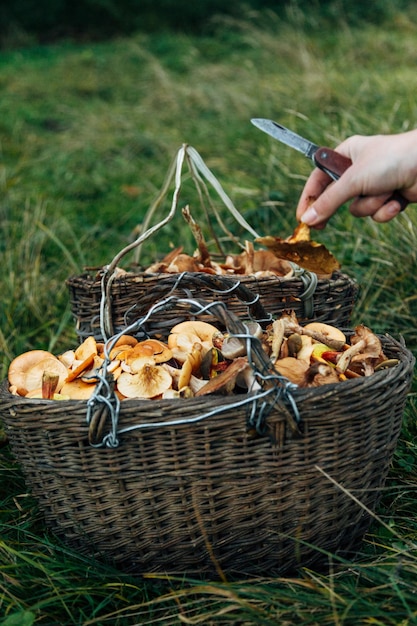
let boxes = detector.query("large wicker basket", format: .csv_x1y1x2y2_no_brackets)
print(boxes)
0,299,414,579
66,144,358,342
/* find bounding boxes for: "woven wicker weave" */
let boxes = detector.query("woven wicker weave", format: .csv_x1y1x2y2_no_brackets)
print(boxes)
0,300,413,578
67,268,359,342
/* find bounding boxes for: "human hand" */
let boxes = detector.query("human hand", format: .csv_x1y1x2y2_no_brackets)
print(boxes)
296,130,417,228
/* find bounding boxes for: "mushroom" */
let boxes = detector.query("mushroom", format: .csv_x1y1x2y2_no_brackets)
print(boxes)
166,253,202,273
60,378,97,400
287,333,303,358
161,388,181,399
195,357,251,396
66,352,96,382
218,322,263,361
278,314,346,351
80,355,106,383
178,342,203,389
109,344,137,361
124,339,172,365
8,350,57,395
41,371,60,399
269,319,285,363
310,342,336,362
221,243,293,277
336,325,384,373
304,362,341,387
21,355,69,395
296,335,314,363
116,362,173,398
74,336,97,361
168,320,219,363
145,246,184,273
113,334,138,348
274,357,309,386
161,362,207,394
301,322,347,351
58,349,76,368
200,347,224,379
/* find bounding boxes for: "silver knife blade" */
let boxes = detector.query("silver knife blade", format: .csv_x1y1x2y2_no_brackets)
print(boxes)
251,118,319,162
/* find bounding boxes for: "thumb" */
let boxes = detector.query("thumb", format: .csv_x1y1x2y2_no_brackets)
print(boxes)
300,180,352,227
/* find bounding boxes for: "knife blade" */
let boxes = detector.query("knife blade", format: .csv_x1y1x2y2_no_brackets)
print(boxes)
251,117,408,210
251,118,352,180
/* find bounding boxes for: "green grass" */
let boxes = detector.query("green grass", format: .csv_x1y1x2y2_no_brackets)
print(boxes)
2,5,417,624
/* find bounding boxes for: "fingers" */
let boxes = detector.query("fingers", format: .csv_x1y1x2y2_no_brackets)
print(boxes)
300,188,404,228
349,195,404,222
297,174,354,227
295,169,334,222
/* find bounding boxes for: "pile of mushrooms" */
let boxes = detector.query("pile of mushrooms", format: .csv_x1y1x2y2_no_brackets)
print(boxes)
145,241,294,279
7,313,398,401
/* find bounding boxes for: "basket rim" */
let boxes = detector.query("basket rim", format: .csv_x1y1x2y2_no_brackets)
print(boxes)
1,331,414,422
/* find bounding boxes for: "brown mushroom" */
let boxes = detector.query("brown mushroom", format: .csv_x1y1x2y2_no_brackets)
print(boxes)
195,357,250,396
41,371,60,399
304,362,341,387
166,253,202,273
113,334,138,348
274,356,309,386
336,325,383,373
296,335,314,363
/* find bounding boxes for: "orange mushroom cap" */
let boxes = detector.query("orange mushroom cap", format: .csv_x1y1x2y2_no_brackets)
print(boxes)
8,350,68,395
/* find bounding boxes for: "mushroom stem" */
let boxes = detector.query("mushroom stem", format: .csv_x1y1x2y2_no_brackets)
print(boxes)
281,315,346,351
42,371,60,399
270,319,285,364
336,340,366,373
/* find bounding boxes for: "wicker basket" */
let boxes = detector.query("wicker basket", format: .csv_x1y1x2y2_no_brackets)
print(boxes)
66,144,358,342
0,299,414,578
67,268,359,342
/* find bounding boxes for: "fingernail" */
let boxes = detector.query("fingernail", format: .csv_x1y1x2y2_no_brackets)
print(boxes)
386,201,401,216
301,206,319,225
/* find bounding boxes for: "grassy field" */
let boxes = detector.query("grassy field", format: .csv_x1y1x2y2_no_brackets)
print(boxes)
1,5,417,624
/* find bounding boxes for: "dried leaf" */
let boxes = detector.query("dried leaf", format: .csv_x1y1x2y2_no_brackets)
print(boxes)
256,222,340,275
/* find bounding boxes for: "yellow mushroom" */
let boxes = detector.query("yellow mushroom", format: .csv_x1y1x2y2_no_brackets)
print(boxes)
116,362,173,399
168,320,219,363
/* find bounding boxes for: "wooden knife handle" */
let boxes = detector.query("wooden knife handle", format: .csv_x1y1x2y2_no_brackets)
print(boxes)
314,147,408,212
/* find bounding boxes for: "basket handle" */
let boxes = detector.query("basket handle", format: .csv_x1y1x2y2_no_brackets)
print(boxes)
105,144,260,277
117,271,273,331
99,145,264,340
